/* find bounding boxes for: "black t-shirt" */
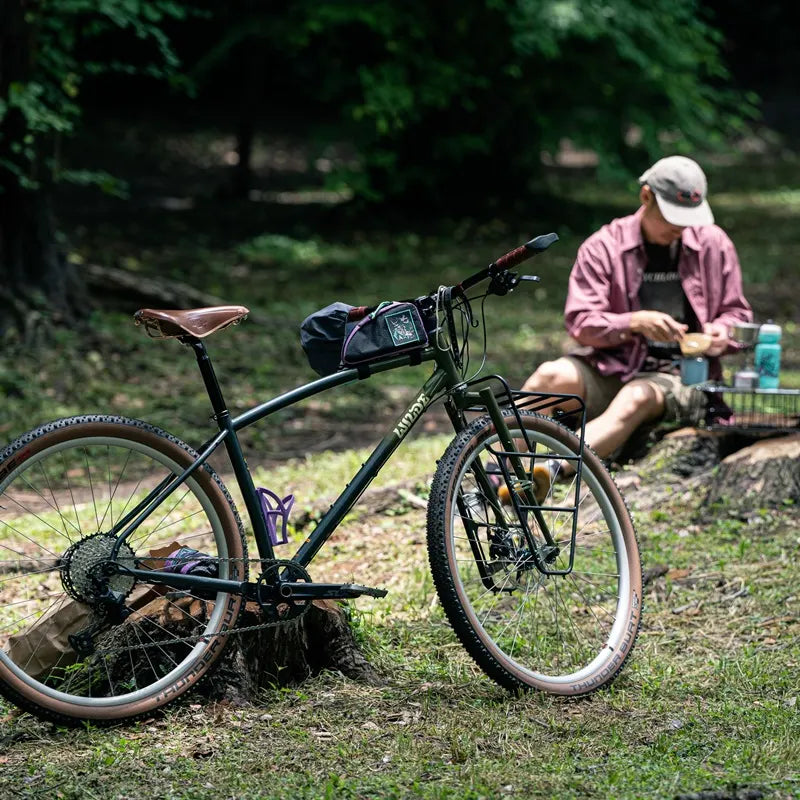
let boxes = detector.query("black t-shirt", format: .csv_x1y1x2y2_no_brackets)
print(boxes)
638,241,699,371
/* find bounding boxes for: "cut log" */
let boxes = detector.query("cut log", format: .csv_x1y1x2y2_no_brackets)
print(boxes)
703,433,800,515
618,426,798,514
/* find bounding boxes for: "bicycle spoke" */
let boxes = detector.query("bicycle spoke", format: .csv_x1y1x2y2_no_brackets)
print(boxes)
0,419,244,722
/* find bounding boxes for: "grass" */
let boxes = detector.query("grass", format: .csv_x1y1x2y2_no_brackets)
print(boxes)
0,458,797,799
1,144,800,798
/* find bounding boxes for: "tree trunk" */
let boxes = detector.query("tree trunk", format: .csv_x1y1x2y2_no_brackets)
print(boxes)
230,41,268,199
0,0,88,336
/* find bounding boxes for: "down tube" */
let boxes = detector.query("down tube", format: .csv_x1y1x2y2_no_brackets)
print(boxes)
292,370,448,567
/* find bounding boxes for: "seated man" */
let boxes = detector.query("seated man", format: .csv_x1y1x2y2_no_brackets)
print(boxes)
522,155,752,473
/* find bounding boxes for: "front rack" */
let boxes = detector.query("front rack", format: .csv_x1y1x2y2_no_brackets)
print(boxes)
693,384,800,432
462,373,588,429
456,375,588,577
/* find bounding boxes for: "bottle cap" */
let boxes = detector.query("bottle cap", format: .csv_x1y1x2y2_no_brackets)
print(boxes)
758,322,781,341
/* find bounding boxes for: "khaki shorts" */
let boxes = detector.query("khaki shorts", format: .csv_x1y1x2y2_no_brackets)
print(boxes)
564,356,706,424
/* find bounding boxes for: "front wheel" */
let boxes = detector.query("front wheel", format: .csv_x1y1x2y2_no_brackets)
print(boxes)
0,415,247,724
427,410,642,696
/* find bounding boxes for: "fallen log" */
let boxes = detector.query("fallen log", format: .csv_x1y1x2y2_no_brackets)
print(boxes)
82,262,268,324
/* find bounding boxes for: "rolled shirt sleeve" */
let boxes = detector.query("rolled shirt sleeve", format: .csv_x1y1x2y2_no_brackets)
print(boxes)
564,240,633,348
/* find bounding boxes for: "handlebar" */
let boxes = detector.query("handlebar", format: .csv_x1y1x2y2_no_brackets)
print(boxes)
347,231,558,321
460,232,559,292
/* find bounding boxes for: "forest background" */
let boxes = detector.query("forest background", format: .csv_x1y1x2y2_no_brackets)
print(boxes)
1,2,799,799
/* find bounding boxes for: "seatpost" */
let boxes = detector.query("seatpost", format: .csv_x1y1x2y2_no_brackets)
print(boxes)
187,338,229,419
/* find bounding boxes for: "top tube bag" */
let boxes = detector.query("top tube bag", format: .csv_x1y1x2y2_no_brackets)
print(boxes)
300,300,428,377
340,301,428,368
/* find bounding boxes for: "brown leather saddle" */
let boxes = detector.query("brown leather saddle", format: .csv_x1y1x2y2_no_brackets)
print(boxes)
134,306,250,339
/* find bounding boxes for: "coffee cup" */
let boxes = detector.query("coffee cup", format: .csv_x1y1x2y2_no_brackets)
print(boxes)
680,356,709,386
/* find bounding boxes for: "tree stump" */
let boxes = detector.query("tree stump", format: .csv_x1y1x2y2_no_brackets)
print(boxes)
616,427,728,512
703,433,800,515
108,594,380,707
203,599,381,705
619,426,800,519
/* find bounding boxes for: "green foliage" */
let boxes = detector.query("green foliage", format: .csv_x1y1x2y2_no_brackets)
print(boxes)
249,0,758,207
0,0,186,191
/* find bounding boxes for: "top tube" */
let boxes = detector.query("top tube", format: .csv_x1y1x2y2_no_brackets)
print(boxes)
231,348,440,432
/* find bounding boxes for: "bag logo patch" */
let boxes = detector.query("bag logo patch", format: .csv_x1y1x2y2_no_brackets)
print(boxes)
385,309,421,346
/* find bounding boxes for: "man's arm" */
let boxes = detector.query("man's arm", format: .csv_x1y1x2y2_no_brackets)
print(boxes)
564,241,635,349
703,233,753,356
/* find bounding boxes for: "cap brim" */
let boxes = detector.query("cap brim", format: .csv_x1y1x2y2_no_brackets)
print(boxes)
655,194,714,227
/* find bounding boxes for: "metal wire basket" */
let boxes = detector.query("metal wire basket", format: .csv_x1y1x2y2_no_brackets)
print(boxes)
696,384,800,432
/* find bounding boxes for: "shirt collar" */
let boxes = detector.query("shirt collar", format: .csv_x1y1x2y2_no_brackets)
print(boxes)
620,206,702,252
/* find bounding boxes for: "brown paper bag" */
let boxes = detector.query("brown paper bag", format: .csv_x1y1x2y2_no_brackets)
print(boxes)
6,584,160,681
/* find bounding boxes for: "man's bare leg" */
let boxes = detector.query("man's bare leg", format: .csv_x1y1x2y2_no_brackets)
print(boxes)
582,379,665,459
520,357,586,413
512,364,665,496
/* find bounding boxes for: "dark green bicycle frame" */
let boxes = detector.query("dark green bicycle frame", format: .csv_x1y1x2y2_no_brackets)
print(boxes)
107,332,579,601
108,336,517,598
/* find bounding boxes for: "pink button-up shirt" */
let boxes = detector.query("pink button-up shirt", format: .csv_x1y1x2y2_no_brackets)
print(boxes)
565,207,753,382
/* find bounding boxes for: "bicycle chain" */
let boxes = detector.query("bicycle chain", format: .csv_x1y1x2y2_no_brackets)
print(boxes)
96,614,302,657
89,556,311,657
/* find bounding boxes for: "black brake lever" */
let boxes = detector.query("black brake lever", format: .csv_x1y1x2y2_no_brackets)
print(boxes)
487,271,516,296
488,271,541,295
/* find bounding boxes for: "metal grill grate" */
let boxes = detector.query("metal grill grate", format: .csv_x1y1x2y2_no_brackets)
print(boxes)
697,385,800,431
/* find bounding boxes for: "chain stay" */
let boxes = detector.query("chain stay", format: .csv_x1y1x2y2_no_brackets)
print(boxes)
87,557,312,656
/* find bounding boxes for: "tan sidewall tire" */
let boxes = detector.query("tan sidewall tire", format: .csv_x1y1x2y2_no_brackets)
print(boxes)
0,416,246,724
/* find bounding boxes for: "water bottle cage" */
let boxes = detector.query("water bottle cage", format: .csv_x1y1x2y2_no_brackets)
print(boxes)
257,488,295,546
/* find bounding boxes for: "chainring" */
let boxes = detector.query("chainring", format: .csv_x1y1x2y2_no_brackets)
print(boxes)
256,560,312,624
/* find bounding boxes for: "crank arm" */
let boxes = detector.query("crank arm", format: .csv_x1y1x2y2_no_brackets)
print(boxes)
276,582,388,600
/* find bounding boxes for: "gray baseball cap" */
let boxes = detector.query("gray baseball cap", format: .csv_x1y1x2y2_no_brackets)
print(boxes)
638,155,714,227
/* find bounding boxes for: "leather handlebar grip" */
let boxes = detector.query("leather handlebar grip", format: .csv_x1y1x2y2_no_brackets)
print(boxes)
493,244,533,271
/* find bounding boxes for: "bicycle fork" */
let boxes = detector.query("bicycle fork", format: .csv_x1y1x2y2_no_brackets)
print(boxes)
454,387,565,592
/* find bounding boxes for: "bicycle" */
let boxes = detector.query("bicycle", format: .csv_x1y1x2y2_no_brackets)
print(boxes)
0,234,642,724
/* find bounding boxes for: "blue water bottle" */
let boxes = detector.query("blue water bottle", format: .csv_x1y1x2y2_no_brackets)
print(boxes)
754,322,781,389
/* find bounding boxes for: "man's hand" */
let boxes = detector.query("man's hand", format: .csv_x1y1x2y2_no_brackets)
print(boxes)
630,310,688,342
703,321,729,356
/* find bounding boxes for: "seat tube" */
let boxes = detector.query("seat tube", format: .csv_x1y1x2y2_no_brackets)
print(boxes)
188,338,274,563
189,338,228,419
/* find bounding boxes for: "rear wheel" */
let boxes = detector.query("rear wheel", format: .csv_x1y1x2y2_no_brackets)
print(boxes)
427,410,642,695
0,416,247,724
